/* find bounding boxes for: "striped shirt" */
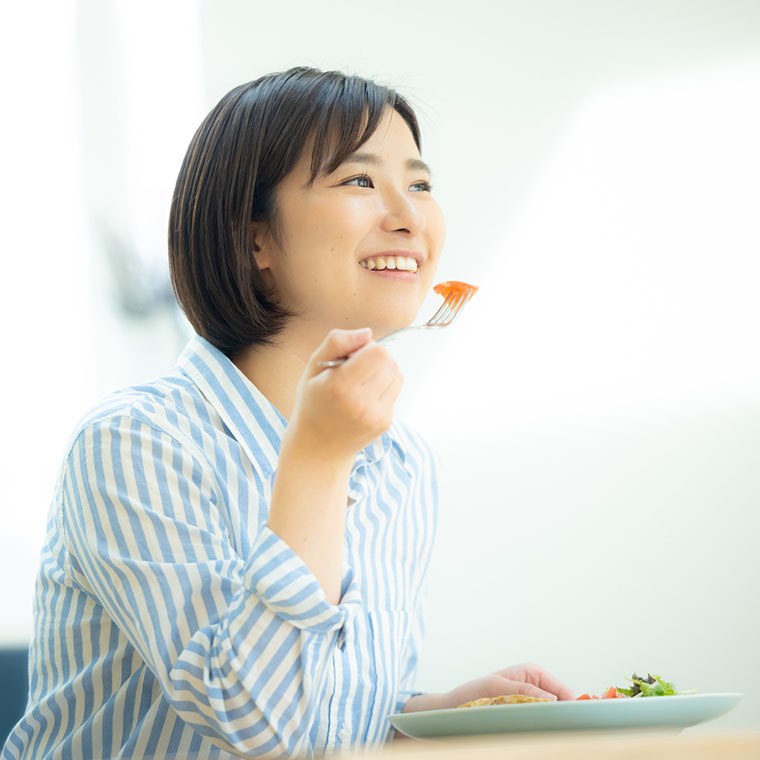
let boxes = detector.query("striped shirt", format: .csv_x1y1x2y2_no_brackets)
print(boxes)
3,335,437,760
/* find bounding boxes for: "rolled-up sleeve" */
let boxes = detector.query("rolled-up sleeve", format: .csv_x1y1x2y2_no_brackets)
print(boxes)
393,599,426,716
61,413,361,759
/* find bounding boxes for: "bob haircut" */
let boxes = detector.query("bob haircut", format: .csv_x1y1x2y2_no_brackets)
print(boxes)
168,66,422,358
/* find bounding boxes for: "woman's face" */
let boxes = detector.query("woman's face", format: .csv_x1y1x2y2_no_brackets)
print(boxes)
254,108,446,339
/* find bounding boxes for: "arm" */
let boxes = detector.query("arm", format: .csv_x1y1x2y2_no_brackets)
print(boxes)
62,328,402,758
267,328,403,604
62,416,356,759
266,440,353,606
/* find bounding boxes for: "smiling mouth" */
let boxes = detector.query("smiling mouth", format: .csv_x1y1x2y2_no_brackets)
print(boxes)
359,254,419,273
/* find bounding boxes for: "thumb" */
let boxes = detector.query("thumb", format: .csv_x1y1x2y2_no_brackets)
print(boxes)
307,328,372,376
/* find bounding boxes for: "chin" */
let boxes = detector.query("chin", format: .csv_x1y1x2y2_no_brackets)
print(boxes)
372,321,416,341
375,307,418,331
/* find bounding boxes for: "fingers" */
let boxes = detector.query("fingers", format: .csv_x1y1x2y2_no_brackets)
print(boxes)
343,350,402,432
493,663,575,701
340,340,398,387
376,367,403,408
309,329,396,387
536,670,575,702
307,328,372,378
314,334,399,395
490,677,558,702
447,675,558,708
300,329,402,445
355,344,399,390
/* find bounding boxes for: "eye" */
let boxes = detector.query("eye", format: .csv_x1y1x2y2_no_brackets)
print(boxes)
410,180,433,192
342,173,374,188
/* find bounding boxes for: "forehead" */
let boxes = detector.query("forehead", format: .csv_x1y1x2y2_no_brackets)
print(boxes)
350,109,419,155
291,108,422,185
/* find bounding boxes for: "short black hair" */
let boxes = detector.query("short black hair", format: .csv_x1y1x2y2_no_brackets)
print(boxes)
168,66,421,357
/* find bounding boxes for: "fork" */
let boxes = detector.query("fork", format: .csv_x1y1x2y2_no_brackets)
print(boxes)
317,280,479,368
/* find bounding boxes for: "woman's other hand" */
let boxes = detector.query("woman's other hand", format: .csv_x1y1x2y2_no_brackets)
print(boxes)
402,663,575,716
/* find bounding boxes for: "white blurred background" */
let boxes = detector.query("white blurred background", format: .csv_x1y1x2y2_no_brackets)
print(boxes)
1,0,758,734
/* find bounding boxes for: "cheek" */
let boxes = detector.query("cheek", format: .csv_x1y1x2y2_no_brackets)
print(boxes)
426,203,447,258
301,197,377,249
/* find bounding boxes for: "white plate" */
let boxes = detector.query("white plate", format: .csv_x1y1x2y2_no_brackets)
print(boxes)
388,693,743,739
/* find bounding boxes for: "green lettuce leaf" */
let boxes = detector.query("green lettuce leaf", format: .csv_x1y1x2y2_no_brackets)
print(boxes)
617,673,695,697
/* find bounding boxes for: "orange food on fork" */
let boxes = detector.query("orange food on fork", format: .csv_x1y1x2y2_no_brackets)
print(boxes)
431,281,479,324
433,281,479,300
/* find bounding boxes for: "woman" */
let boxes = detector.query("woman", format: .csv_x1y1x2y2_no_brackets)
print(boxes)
4,67,573,760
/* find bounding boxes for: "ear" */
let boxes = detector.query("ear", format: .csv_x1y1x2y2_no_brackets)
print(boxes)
250,222,274,271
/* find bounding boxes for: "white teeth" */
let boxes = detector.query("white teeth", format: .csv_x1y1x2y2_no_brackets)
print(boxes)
361,255,420,271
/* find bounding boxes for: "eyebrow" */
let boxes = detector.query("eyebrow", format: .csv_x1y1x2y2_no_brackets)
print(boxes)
343,151,433,177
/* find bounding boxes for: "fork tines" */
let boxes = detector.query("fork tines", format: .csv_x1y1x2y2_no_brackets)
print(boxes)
428,289,473,327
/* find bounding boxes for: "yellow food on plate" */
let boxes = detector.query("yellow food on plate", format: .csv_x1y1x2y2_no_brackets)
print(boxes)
456,695,553,708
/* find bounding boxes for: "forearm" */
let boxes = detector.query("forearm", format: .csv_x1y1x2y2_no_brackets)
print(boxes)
267,436,354,605
393,692,445,740
402,692,444,714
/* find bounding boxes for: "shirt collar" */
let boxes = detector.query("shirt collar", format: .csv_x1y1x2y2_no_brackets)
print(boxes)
176,333,402,479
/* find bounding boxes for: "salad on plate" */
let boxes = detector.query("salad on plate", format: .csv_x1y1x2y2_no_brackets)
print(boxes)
575,673,696,702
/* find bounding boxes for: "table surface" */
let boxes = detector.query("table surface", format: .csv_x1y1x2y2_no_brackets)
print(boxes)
339,730,760,759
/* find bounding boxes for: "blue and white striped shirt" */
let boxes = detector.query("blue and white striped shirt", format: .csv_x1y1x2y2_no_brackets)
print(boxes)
3,335,437,760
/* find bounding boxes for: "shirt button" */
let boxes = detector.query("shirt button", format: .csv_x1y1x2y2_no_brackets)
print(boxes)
338,725,350,742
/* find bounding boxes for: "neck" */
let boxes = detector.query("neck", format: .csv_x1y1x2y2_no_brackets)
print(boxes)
232,321,326,421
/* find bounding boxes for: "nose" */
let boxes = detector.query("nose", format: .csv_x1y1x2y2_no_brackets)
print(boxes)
379,185,423,235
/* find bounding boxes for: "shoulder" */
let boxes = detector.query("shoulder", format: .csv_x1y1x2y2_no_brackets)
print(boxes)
389,418,438,477
61,372,211,471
